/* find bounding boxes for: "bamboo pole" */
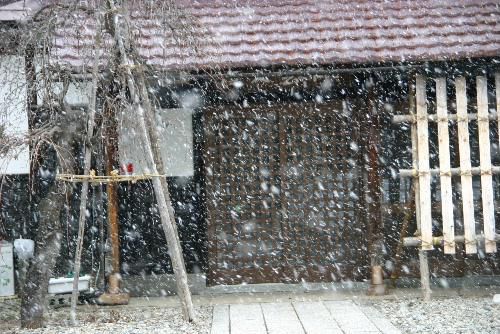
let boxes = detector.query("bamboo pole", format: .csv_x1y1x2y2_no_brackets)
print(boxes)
392,112,498,123
404,234,500,247
496,74,500,162
70,14,101,325
410,74,431,301
456,77,477,254
399,166,500,177
476,76,496,253
135,66,190,279
415,75,433,251
435,78,455,254
108,0,194,321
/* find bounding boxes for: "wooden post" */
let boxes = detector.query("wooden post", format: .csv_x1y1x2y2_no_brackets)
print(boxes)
477,76,496,253
496,74,500,166
366,76,385,296
455,77,477,254
411,74,431,301
435,78,455,254
415,75,433,251
96,100,130,306
106,130,121,291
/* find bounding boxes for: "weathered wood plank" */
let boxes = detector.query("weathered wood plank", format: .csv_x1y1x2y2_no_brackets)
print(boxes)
435,77,455,254
399,166,500,177
230,303,267,334
210,304,230,334
456,77,477,254
293,302,343,334
477,76,496,253
497,73,500,165
324,301,380,333
415,75,433,251
410,76,431,301
261,303,305,334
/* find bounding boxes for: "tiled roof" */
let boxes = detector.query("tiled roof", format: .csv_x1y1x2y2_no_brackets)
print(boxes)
44,0,500,70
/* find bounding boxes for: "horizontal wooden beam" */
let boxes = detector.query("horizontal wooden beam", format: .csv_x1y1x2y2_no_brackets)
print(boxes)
400,166,500,178
403,234,500,247
392,112,498,124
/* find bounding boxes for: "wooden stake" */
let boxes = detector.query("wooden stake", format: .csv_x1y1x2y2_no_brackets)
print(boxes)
70,17,101,324
455,77,477,254
435,78,455,254
415,75,433,251
107,0,194,321
477,76,496,253
410,74,431,301
419,249,431,301
496,74,500,167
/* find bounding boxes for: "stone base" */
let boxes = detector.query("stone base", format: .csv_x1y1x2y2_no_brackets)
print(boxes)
96,292,130,305
367,284,386,296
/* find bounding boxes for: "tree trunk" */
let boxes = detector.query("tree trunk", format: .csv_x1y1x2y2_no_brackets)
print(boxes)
21,107,80,328
20,183,66,328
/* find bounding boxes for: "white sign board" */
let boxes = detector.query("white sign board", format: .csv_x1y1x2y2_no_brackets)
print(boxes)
118,108,194,177
0,56,29,175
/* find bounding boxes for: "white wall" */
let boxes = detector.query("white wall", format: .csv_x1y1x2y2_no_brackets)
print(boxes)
0,56,29,174
36,80,92,106
118,108,194,177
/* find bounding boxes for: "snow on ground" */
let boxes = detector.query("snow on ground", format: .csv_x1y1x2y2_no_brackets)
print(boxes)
2,294,500,333
369,296,500,334
0,299,211,334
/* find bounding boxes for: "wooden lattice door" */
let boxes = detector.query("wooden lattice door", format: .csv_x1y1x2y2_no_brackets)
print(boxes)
204,103,369,285
279,104,368,282
204,107,283,284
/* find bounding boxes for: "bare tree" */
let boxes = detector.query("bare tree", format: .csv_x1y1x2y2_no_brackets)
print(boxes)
0,0,198,328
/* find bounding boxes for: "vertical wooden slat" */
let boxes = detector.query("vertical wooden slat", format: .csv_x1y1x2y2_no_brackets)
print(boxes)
278,109,292,281
410,84,421,237
204,111,218,285
435,78,455,254
496,73,500,158
477,76,496,253
456,77,477,254
415,75,433,251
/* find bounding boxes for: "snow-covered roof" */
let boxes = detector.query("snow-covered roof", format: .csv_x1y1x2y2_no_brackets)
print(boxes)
9,0,500,70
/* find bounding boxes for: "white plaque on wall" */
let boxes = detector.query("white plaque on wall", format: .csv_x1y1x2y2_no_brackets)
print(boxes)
118,108,194,177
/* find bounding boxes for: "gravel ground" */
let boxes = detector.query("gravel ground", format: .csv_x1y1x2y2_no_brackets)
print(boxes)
369,296,500,334
0,299,212,334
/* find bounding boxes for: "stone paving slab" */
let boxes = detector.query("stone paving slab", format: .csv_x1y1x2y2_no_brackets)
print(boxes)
211,300,401,334
261,303,305,334
324,301,380,333
211,304,230,334
293,301,343,334
230,303,267,334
